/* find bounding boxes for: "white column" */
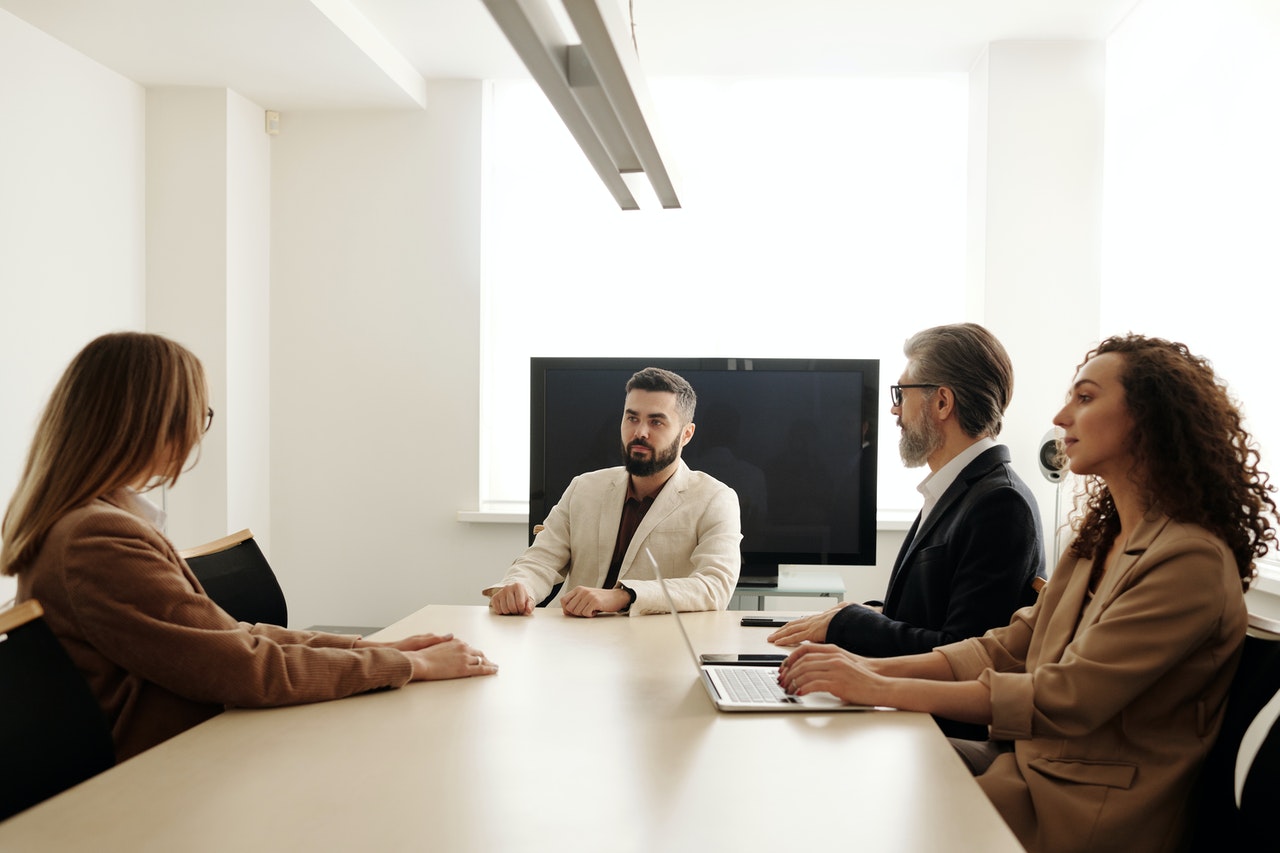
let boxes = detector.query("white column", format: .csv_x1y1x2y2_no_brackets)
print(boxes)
968,42,1106,560
146,87,271,552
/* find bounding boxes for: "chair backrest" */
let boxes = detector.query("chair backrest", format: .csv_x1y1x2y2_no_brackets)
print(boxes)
1188,615,1280,850
180,529,288,628
0,599,116,821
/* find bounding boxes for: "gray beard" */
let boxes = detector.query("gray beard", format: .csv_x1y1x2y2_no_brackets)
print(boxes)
898,415,943,469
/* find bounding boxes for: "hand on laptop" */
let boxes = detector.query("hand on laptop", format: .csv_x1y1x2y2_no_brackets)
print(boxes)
776,643,869,703
766,602,852,646
560,586,630,618
488,582,536,616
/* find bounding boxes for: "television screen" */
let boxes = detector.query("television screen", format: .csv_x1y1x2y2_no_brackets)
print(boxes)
529,357,879,585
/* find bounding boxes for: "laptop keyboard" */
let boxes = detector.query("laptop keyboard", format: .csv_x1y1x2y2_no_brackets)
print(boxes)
713,666,796,704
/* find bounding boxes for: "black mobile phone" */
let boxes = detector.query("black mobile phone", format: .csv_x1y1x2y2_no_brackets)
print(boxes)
699,653,787,665
739,616,792,628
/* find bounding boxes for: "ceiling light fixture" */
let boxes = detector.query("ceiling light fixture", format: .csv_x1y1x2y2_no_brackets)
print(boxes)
481,0,680,210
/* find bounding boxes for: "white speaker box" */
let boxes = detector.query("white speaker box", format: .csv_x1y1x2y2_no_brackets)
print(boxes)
1038,428,1066,483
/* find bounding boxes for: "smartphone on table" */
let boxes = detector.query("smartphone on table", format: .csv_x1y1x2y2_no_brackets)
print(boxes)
739,616,793,628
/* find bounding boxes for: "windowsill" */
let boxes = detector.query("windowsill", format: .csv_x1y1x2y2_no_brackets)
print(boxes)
456,502,528,525
457,507,1280,576
457,504,918,531
457,508,1280,611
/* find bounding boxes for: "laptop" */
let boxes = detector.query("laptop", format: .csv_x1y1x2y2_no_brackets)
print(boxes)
648,549,886,713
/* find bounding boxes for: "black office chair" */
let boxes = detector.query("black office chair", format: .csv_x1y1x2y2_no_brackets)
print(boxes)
1187,614,1280,850
180,529,289,628
537,585,563,608
0,599,116,821
528,524,564,608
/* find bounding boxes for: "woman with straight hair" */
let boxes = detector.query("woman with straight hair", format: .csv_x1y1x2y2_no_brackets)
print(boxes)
778,334,1276,853
2,332,496,761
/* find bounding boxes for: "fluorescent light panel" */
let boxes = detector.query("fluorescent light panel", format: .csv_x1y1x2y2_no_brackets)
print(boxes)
562,0,679,209
481,0,680,210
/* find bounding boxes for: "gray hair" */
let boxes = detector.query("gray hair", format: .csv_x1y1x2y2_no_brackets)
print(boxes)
903,323,1013,438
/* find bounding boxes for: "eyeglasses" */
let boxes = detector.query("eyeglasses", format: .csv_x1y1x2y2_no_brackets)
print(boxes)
890,384,939,407
203,407,215,434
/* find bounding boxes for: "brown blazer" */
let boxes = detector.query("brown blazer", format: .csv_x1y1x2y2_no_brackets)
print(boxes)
16,493,412,761
938,512,1247,853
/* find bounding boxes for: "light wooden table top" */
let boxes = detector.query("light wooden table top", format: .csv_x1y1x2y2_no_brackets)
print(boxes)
0,605,1021,852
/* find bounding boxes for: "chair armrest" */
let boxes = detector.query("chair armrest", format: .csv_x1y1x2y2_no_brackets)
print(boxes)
0,600,44,635
179,528,255,559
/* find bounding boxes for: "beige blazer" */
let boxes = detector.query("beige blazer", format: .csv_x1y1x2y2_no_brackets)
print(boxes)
938,512,1247,853
486,460,741,613
17,494,412,761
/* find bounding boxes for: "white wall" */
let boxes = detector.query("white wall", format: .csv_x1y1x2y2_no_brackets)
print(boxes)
0,10,145,603
145,88,230,548
145,87,273,552
224,90,273,548
971,41,1107,562
268,84,525,629
1103,0,1280,611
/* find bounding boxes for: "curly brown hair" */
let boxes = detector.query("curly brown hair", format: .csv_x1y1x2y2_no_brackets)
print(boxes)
1068,334,1277,587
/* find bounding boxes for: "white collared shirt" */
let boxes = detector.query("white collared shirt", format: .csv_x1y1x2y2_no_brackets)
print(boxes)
916,436,998,527
115,486,168,533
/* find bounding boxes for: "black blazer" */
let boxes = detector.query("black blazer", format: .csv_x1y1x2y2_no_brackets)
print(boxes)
827,445,1045,738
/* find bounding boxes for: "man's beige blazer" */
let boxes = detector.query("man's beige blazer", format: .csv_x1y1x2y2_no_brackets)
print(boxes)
485,459,741,614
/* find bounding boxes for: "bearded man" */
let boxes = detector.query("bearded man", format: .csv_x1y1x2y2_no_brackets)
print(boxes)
484,367,741,618
768,323,1045,739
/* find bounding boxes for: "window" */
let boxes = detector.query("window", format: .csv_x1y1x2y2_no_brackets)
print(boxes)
481,76,969,518
1103,1,1280,572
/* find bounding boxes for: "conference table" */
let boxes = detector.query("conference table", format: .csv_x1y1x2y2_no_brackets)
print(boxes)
0,605,1022,852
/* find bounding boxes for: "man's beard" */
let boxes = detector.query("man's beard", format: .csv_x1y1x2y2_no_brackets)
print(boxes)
622,436,682,477
898,412,943,468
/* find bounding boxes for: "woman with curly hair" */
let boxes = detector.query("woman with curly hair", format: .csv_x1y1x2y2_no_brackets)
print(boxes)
778,334,1276,853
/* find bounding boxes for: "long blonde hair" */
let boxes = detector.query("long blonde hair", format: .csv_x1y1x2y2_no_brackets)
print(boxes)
1,332,208,575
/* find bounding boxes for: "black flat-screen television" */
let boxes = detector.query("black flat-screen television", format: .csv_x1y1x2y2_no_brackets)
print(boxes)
529,357,879,586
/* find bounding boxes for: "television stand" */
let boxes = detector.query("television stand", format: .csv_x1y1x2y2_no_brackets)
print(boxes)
729,571,846,611
734,575,779,588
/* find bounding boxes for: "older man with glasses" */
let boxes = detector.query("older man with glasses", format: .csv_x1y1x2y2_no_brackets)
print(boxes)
769,323,1046,741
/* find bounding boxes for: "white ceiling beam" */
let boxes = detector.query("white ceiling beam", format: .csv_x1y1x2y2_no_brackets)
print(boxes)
310,0,428,108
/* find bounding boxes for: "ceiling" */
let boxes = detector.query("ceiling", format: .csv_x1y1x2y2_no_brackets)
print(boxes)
0,0,1142,110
